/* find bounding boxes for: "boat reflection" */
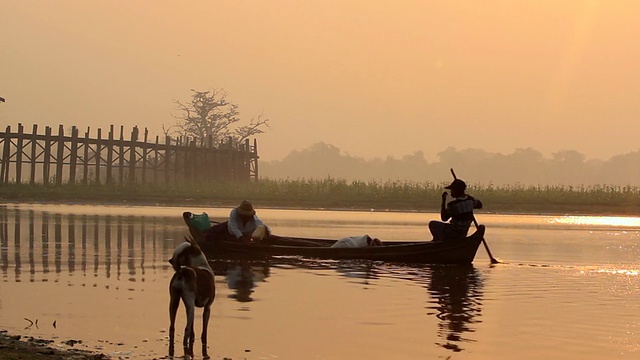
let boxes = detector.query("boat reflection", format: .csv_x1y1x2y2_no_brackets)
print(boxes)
210,257,484,353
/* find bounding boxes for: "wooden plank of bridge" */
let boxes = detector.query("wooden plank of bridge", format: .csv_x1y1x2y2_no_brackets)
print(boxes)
118,125,125,185
175,136,182,185
82,127,90,184
15,123,24,183
30,124,38,184
55,125,64,185
254,138,259,180
96,128,102,185
153,135,159,185
106,125,114,185
128,126,138,184
164,135,171,185
141,128,148,184
43,126,52,185
1,125,10,183
243,139,251,180
69,126,78,184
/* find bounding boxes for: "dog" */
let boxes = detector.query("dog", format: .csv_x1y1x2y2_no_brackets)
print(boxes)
168,236,216,359
330,235,383,248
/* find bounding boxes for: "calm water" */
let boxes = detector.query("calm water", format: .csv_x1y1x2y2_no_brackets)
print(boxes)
0,203,638,360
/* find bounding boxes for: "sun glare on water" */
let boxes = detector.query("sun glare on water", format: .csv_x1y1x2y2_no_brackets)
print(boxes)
594,268,639,276
551,216,640,228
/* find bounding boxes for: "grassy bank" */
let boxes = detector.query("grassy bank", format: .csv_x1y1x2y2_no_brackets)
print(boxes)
1,179,638,216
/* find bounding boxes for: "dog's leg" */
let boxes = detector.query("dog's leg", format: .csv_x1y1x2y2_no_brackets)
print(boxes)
182,294,196,358
201,302,212,359
168,275,181,358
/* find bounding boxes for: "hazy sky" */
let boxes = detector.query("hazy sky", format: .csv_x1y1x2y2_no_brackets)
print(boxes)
2,1,639,162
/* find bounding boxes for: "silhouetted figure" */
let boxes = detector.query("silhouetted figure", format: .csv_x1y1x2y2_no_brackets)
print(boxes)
429,179,482,242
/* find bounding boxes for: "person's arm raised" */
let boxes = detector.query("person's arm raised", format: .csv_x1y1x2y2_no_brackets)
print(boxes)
440,192,450,221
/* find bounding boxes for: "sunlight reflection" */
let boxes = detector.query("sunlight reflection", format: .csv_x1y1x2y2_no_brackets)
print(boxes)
594,269,639,276
577,268,639,276
551,216,640,228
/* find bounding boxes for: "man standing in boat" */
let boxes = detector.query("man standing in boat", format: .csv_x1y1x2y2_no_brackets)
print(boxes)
429,179,482,242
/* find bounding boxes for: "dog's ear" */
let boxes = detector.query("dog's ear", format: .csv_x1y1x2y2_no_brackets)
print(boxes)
169,257,181,272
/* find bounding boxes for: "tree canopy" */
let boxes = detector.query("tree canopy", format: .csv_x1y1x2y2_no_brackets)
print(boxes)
165,89,269,146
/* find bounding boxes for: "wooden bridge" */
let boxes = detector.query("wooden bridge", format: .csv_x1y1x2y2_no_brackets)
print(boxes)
0,123,259,185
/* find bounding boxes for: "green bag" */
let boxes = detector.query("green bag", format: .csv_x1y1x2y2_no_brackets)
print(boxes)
190,212,211,231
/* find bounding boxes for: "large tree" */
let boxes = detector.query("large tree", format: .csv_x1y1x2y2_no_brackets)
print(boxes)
165,89,270,146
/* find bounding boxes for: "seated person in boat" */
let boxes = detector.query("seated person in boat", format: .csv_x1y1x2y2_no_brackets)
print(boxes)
429,179,482,242
206,200,270,244
331,235,383,248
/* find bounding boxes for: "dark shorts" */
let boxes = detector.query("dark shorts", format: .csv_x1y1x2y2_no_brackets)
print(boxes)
428,221,467,242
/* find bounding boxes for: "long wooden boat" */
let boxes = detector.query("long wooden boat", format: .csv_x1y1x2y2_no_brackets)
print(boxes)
183,212,485,265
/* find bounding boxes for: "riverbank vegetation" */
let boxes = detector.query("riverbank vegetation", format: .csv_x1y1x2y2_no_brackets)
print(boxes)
1,178,638,215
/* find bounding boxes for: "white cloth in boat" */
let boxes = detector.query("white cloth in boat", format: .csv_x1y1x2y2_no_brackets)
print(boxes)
331,235,377,248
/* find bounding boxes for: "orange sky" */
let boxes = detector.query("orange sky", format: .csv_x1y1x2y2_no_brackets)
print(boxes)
1,1,639,161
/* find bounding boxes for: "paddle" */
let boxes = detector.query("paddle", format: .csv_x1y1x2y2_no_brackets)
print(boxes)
449,168,500,264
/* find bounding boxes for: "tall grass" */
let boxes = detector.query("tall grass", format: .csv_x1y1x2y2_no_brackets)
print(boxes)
1,178,638,215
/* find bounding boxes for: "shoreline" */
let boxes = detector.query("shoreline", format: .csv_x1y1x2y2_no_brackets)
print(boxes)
1,181,639,217
0,330,109,360
1,197,638,218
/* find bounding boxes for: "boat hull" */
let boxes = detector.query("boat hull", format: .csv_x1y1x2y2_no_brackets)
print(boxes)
184,212,485,265
199,235,483,264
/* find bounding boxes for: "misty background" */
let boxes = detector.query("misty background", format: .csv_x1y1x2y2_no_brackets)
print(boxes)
2,1,640,188
261,142,638,187
3,3,640,161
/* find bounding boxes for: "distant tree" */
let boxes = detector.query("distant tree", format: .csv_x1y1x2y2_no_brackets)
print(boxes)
260,142,640,186
551,150,585,164
164,89,270,146
602,151,640,185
